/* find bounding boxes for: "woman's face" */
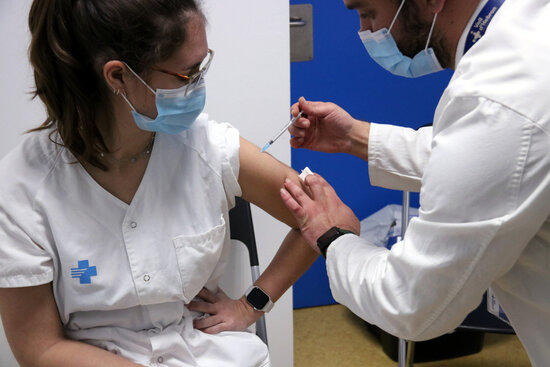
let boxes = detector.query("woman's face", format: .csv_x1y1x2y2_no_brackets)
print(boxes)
127,13,209,119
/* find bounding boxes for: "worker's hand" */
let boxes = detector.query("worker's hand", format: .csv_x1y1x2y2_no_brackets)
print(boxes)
280,174,360,253
290,97,367,157
186,288,262,334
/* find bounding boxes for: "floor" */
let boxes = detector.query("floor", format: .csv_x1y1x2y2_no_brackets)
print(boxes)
293,304,531,367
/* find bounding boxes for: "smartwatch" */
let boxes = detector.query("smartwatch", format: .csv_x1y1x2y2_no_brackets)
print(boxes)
317,226,354,258
245,285,274,312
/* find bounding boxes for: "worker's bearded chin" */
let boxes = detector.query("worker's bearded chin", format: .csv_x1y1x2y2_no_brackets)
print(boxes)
397,15,452,69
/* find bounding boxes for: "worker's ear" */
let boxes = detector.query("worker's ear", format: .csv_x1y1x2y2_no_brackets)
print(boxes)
426,0,446,14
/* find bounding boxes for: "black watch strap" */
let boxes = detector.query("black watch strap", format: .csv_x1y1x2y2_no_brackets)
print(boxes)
317,226,354,258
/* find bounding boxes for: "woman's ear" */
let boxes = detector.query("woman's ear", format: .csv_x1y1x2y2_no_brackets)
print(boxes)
103,60,127,94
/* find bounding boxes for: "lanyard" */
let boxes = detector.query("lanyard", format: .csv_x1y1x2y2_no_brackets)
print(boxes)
464,0,506,55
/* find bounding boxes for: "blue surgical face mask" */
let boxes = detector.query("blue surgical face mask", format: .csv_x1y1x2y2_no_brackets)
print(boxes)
120,63,206,134
358,0,443,78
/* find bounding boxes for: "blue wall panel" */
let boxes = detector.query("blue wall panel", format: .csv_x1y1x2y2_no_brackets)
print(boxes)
290,0,453,309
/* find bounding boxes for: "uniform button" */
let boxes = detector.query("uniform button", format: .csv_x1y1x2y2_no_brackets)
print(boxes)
130,221,138,228
157,356,164,363
143,274,151,282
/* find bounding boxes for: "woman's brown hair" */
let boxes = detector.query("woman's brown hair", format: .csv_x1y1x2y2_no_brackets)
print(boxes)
28,0,204,170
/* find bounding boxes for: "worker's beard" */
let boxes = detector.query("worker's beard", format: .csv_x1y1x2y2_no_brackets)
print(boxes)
395,5,452,69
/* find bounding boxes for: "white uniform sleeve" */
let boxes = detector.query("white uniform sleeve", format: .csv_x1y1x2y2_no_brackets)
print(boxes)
0,202,53,288
327,96,550,340
210,120,242,209
368,123,432,192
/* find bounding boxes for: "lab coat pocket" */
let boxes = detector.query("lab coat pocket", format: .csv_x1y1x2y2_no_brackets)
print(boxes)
173,216,226,303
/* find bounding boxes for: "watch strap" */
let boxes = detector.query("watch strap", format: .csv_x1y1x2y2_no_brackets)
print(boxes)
317,226,354,258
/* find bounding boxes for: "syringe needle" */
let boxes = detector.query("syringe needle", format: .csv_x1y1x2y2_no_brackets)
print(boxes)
260,111,303,153
260,142,271,153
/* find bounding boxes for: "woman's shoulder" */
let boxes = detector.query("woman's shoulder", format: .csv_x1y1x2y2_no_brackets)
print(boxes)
160,114,242,199
167,113,240,156
0,129,61,198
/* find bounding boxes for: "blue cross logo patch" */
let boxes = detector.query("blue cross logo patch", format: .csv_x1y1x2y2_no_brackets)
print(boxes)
71,260,97,284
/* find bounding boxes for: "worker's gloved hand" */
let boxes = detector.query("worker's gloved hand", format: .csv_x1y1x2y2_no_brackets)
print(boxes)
186,287,262,334
289,97,364,156
280,174,360,253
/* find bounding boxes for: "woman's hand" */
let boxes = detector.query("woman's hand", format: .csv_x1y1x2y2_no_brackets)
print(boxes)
186,287,263,334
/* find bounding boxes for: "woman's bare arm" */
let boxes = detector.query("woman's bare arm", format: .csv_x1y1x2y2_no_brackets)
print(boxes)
238,137,318,301
189,137,319,333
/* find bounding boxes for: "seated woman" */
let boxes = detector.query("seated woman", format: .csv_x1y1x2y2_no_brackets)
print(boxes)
0,1,318,366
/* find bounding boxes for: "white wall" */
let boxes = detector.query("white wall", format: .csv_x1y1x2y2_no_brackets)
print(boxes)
0,1,43,366
0,1,46,156
0,1,292,366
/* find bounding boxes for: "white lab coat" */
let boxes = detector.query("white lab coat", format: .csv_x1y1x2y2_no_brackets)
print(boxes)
0,115,270,367
326,1,550,366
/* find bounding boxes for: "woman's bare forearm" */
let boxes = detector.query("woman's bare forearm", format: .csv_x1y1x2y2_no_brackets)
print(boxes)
34,339,142,367
253,228,317,302
0,286,142,367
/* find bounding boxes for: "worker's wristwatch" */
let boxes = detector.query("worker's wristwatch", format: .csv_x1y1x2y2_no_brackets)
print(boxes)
245,285,274,312
317,226,354,258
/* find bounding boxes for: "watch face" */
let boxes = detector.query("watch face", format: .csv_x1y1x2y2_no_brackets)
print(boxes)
247,287,270,308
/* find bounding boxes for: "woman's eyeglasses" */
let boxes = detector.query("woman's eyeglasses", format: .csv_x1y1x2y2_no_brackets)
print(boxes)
151,49,214,96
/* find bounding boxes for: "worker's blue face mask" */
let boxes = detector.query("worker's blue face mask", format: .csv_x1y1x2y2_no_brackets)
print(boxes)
120,63,206,134
358,0,442,78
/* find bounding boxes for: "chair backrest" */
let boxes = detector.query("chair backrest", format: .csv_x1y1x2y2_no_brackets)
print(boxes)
229,197,260,268
229,197,268,345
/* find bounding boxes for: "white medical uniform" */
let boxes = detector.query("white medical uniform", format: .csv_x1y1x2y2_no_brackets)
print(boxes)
0,114,270,367
326,1,550,366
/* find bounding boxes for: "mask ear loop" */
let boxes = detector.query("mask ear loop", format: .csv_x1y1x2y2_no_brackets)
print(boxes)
118,62,158,113
388,0,407,34
122,62,157,96
425,13,439,51
118,90,137,112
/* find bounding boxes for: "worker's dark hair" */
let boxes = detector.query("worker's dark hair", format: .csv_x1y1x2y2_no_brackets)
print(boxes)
28,0,205,170
395,0,425,35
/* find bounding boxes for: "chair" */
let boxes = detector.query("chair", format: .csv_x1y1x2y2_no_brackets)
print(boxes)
229,197,268,345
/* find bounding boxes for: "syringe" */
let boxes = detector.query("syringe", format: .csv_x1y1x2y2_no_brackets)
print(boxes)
260,111,304,153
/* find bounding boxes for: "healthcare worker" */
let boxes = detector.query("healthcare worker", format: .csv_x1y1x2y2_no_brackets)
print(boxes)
280,0,550,366
0,1,318,366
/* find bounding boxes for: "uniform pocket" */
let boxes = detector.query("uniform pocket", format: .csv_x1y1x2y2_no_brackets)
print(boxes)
173,216,226,303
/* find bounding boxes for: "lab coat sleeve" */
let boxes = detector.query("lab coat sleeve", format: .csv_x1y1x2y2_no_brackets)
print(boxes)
368,123,432,192
327,96,550,340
